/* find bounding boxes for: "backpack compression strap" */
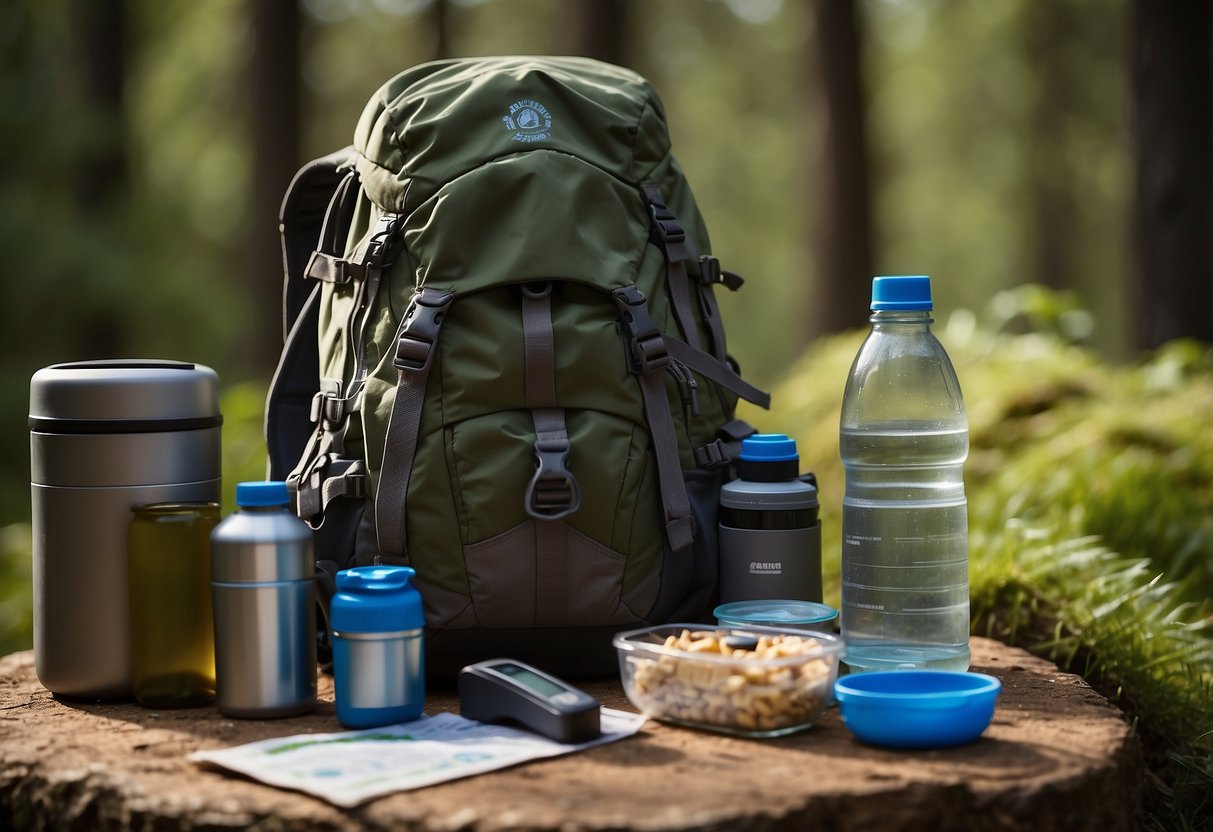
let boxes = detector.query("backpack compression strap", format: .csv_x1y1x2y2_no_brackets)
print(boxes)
644,185,741,365
375,287,455,561
613,285,695,552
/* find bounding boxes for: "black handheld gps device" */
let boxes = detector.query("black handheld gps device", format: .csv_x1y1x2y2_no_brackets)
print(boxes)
458,658,601,744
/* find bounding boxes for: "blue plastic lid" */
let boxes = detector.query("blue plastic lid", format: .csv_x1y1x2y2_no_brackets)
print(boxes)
714,600,837,627
870,275,933,311
739,434,798,463
235,481,290,508
331,565,424,633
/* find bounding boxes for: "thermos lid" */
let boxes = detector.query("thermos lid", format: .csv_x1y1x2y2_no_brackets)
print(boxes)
332,565,424,633
236,481,291,507
870,275,933,311
29,360,221,433
736,433,802,483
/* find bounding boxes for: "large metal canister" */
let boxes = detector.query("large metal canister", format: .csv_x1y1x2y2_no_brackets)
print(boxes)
29,360,222,699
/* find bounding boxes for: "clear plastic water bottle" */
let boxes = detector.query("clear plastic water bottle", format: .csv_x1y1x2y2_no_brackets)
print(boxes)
839,275,970,672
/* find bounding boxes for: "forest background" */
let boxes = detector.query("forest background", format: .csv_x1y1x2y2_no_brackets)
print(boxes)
2,0,1212,827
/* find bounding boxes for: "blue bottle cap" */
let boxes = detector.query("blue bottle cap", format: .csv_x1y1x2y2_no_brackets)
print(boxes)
332,565,424,633
870,275,933,311
235,481,290,507
739,434,798,462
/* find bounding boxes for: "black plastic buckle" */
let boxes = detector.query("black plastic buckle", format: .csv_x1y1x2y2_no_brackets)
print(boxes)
612,286,669,374
525,438,581,521
392,288,453,374
309,391,345,427
304,250,362,284
693,438,729,470
649,202,687,246
693,255,744,291
362,213,404,273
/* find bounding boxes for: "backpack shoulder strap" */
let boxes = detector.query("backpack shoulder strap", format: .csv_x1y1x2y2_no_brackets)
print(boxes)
265,146,359,481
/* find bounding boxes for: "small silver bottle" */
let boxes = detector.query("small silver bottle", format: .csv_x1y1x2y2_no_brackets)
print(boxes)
211,481,316,718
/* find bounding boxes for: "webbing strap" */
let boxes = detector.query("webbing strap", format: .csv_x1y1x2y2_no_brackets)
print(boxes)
521,283,558,407
523,286,573,625
613,285,694,552
375,288,455,560
691,255,730,363
521,284,580,523
665,337,771,409
643,185,701,353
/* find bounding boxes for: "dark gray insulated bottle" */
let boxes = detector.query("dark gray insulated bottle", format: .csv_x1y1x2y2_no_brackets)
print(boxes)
29,360,222,699
718,434,822,604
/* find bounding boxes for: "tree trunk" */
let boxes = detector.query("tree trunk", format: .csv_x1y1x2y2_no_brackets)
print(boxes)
806,0,873,341
250,0,301,368
562,0,628,68
1131,0,1213,349
427,0,452,61
1025,1,1077,291
69,0,126,357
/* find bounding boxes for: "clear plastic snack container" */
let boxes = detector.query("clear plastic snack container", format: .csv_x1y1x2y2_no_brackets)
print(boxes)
614,624,844,738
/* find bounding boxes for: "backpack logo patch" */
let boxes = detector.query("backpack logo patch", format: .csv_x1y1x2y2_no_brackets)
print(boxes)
502,99,552,143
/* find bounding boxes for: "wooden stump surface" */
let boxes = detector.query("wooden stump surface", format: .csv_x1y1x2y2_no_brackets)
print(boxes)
0,637,1140,831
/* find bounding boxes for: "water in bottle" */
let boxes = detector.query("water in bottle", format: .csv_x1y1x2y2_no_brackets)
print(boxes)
840,275,970,672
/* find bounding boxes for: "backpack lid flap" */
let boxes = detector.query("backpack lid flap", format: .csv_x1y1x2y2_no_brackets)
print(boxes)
404,151,648,294
353,56,672,215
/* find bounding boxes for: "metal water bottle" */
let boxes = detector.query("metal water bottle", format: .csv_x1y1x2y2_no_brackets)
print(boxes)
718,434,822,604
331,565,425,729
211,481,316,718
29,360,221,700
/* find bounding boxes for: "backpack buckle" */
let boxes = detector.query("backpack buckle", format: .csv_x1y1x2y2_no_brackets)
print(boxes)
613,286,670,374
694,255,744,291
525,438,581,521
309,391,346,428
392,288,453,374
363,213,404,272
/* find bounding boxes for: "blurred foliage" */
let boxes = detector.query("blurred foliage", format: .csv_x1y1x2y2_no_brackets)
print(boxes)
759,287,1213,829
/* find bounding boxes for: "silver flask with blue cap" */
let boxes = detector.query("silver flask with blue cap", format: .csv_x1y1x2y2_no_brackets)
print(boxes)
718,434,822,604
210,481,316,718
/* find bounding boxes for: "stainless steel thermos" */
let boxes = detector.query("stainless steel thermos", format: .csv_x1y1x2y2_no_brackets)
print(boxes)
718,434,822,604
29,360,222,699
210,481,316,718
331,565,425,729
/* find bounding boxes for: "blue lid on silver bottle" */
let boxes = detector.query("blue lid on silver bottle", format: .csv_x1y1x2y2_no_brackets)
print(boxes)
330,565,426,729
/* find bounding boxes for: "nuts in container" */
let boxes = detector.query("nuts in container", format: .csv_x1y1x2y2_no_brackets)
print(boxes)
613,624,844,738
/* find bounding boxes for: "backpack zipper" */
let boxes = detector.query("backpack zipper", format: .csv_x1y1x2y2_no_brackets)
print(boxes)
667,360,700,419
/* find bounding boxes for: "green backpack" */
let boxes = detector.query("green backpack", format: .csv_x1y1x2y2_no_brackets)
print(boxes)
267,56,769,677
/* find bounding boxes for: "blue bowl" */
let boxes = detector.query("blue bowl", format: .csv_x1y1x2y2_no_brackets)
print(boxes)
833,671,1002,749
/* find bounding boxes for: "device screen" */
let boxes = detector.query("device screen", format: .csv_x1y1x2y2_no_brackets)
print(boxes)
497,663,566,698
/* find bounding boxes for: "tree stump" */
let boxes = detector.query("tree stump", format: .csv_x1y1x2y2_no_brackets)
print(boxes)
0,637,1139,831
